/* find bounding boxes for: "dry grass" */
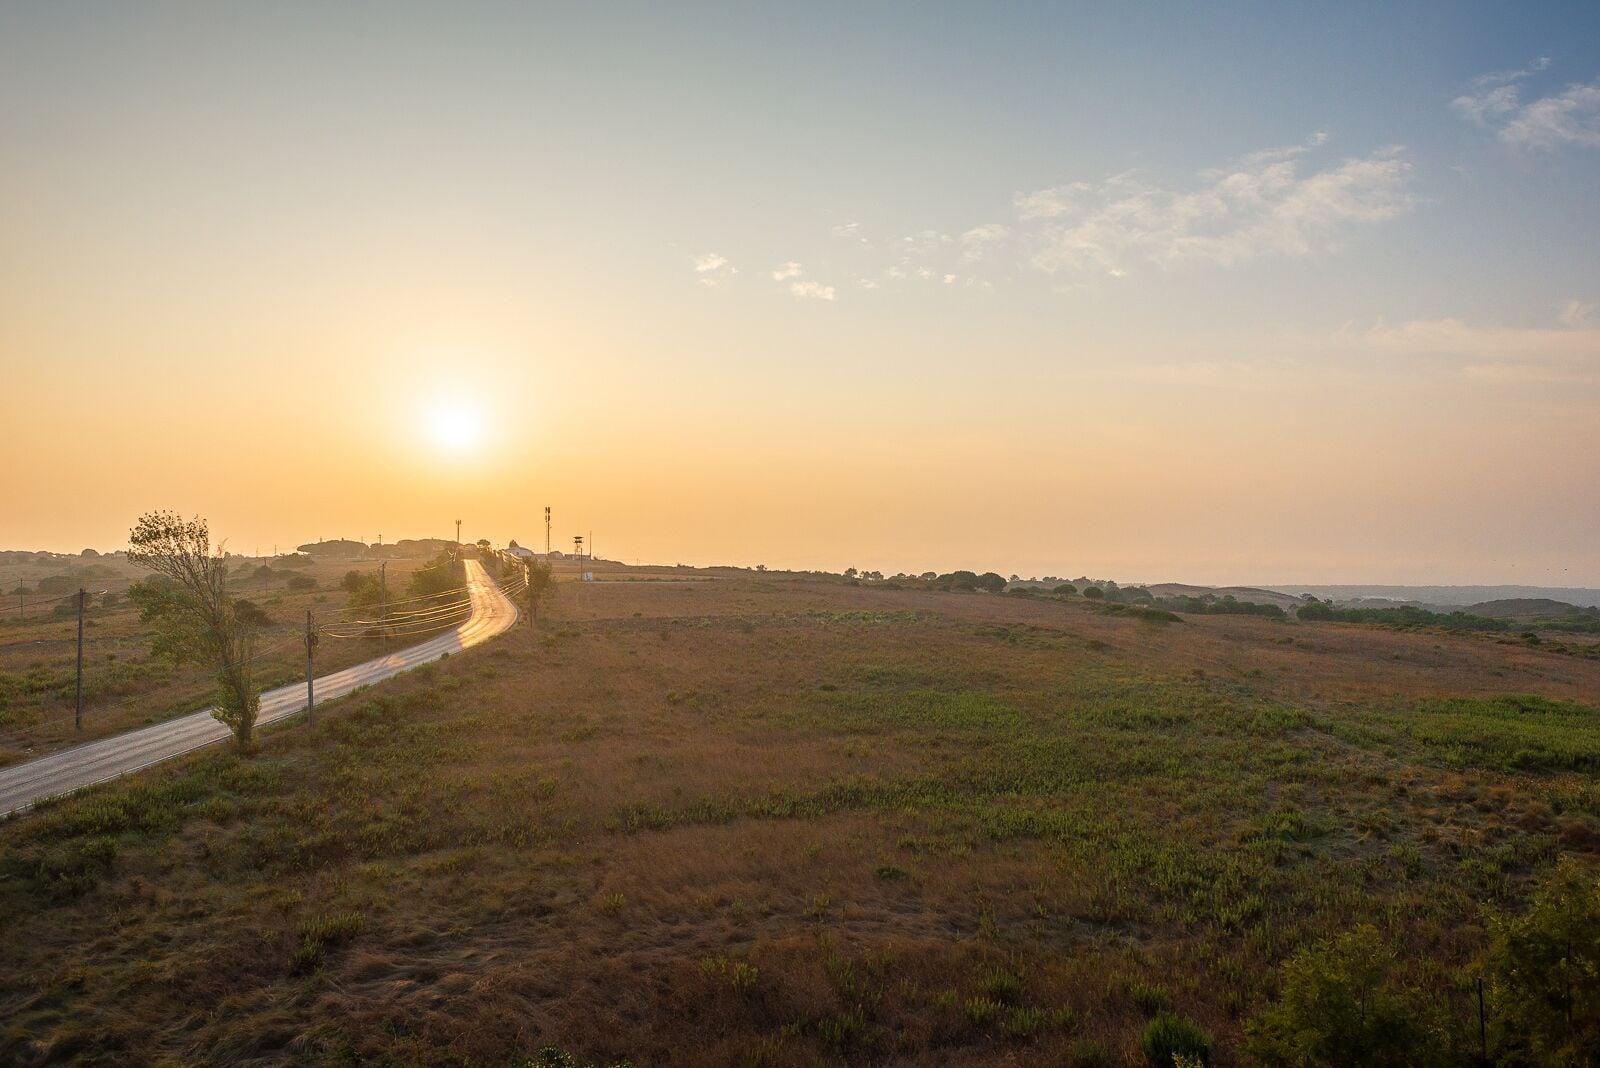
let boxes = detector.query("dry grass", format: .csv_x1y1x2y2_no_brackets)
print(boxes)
3,573,1599,1065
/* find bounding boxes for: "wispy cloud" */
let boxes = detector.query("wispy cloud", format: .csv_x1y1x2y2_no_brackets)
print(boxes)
1018,143,1413,276
711,135,1410,294
1454,60,1600,149
693,252,736,287
1013,182,1091,221
1501,79,1600,148
1560,299,1597,329
959,223,1009,261
789,280,836,301
1355,304,1600,384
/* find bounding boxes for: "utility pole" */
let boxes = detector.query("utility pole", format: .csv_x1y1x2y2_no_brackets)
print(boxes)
379,561,388,625
544,507,551,555
74,588,85,731
305,610,315,726
455,518,462,546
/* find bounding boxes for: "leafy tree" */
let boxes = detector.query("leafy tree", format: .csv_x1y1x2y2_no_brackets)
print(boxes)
1484,857,1600,1064
341,571,386,614
976,572,1007,592
127,511,261,751
1081,585,1105,600
523,559,556,628
1056,583,1078,596
1244,925,1445,1066
408,550,464,598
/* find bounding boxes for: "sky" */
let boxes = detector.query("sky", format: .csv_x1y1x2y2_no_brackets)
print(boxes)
3,2,1599,586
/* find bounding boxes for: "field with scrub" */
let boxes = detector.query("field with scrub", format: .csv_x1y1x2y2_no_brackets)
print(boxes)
0,554,435,765
3,571,1600,1064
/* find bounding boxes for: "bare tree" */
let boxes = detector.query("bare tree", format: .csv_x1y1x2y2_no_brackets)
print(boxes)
128,511,261,751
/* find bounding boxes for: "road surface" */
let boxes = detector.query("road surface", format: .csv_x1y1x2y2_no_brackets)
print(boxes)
0,559,517,816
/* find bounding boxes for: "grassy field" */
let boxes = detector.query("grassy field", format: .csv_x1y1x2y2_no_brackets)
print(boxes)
0,555,436,764
2,572,1599,1064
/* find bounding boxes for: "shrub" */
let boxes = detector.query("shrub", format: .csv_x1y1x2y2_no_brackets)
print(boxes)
1131,980,1173,1015
1484,857,1600,1064
232,598,273,628
1141,1013,1211,1067
290,911,363,975
1068,1038,1113,1067
1244,925,1443,1066
286,574,317,591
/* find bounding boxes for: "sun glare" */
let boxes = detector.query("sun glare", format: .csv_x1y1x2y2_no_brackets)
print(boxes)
426,402,486,454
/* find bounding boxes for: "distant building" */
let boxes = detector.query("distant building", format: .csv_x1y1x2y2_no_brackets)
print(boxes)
504,544,537,560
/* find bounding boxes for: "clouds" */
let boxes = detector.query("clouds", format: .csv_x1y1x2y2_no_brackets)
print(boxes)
1356,303,1600,385
695,133,1428,297
1013,183,1091,221
959,223,1009,261
1501,79,1600,149
693,252,736,287
1560,299,1597,329
789,280,835,301
1454,59,1600,150
1018,143,1413,277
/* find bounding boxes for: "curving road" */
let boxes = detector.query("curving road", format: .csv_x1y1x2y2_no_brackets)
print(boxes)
0,559,518,816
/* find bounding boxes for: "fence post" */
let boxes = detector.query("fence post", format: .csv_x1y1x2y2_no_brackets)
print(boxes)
305,609,315,726
74,588,85,731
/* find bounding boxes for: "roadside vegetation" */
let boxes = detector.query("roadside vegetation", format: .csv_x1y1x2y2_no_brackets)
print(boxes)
0,551,432,763
2,570,1599,1063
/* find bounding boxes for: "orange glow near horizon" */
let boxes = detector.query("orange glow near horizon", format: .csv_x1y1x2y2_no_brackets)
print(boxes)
1,8,1597,587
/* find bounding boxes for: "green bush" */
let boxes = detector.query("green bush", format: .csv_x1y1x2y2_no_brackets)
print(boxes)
1485,858,1600,1064
1244,925,1443,1066
1141,1012,1211,1066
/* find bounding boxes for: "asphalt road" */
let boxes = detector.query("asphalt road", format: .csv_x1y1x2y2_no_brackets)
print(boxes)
0,559,518,816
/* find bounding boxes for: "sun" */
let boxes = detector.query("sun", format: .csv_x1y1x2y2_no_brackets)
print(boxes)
425,402,486,454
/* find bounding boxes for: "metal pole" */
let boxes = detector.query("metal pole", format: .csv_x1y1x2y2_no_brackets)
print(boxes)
75,588,85,731
305,609,315,726
379,561,388,638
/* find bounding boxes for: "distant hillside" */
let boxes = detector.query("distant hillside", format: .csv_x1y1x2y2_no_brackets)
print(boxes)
1146,583,1303,610
1467,598,1600,621
1272,584,1600,609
